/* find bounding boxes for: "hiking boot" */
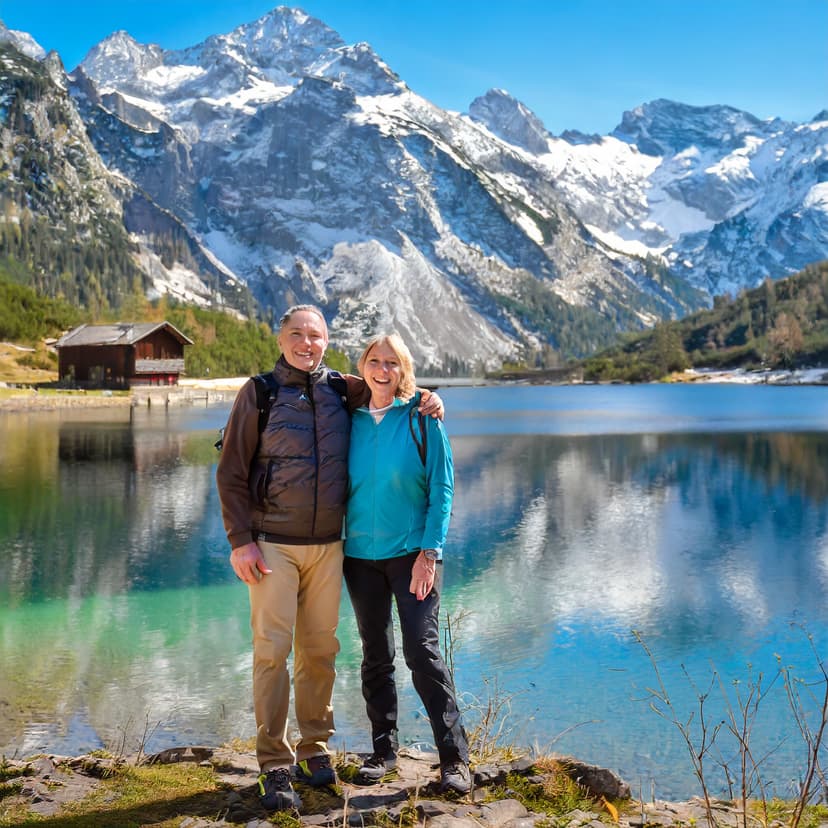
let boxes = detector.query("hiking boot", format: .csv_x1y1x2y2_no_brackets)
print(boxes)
257,767,301,811
440,761,471,795
295,753,336,787
358,750,398,782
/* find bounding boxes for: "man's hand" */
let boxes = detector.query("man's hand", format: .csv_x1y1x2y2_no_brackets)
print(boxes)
230,541,272,585
418,388,444,420
409,551,436,600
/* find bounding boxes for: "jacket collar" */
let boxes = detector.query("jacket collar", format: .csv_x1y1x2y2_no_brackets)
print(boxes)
273,354,326,386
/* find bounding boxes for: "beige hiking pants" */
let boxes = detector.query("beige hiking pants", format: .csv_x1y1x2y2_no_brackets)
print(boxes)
249,539,343,770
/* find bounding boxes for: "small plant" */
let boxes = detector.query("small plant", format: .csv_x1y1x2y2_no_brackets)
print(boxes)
634,630,726,826
635,626,828,828
106,710,166,766
464,676,523,762
442,608,473,684
714,665,778,826
778,628,828,828
442,609,523,762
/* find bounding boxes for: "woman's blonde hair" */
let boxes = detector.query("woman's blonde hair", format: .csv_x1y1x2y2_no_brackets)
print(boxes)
357,333,416,401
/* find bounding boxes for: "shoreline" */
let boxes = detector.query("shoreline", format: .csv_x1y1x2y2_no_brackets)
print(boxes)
1,367,826,413
0,743,742,827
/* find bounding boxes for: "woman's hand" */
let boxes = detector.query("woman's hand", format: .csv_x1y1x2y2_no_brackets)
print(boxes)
409,550,436,600
418,389,444,420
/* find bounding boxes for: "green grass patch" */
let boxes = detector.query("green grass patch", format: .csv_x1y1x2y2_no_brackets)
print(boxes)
0,781,23,803
0,760,32,785
488,766,599,818
1,763,226,827
754,798,828,828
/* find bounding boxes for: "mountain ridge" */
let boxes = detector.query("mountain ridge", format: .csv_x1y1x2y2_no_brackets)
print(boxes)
1,8,826,370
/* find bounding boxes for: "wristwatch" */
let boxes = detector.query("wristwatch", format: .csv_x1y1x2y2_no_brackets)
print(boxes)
422,548,440,561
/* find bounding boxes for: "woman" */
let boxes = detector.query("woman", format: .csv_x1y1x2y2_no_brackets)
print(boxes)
343,333,471,794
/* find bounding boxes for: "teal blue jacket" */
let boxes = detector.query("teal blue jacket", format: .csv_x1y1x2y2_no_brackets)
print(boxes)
344,395,454,560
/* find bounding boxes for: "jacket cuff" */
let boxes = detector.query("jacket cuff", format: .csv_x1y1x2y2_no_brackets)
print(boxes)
229,531,254,549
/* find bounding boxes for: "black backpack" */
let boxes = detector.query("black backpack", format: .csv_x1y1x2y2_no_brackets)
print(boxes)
214,370,347,452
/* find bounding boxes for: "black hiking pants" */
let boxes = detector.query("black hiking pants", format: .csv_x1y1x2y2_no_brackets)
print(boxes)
343,551,469,765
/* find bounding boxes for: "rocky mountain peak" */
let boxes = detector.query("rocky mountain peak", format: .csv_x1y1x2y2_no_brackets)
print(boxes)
0,19,45,60
176,5,344,76
612,98,772,155
79,30,164,84
468,88,551,155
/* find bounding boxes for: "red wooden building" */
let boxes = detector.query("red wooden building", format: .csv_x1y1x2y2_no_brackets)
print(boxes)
56,322,193,389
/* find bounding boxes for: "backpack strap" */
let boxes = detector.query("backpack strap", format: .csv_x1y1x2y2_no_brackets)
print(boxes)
408,405,427,466
214,372,279,452
252,372,279,437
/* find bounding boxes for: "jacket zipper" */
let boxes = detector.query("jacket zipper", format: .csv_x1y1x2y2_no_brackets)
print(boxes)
308,375,319,536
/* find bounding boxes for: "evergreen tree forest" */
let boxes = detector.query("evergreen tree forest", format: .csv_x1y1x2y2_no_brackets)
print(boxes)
0,264,352,379
581,260,828,382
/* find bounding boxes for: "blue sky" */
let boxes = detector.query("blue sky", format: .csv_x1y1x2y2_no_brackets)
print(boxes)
0,0,825,135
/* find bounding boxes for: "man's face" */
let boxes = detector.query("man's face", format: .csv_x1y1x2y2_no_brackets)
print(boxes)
278,310,328,372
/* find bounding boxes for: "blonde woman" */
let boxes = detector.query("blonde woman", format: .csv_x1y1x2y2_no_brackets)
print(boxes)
343,333,470,794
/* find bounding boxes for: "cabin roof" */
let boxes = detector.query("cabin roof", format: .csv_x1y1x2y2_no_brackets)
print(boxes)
55,322,193,348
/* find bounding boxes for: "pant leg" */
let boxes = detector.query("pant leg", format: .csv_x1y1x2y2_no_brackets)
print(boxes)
249,540,301,770
386,552,469,765
293,541,343,762
343,555,398,754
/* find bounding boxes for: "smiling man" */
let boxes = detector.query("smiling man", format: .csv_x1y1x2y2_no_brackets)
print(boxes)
216,305,442,813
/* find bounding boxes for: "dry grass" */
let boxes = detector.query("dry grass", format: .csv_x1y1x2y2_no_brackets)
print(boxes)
0,342,57,385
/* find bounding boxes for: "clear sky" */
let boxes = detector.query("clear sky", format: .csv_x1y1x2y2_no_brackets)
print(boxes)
0,0,825,135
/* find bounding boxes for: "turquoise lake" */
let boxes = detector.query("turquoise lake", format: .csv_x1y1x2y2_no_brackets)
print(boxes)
2,383,828,799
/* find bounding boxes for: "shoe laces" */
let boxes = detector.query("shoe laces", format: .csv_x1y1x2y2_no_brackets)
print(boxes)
260,767,292,790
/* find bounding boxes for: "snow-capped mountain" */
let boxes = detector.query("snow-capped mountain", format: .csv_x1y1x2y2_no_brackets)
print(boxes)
469,94,828,299
65,6,702,367
3,7,826,369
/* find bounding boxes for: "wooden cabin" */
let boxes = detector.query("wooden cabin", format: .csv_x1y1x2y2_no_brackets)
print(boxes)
55,322,193,389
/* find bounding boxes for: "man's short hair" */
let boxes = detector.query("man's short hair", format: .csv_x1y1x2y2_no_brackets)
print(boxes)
279,304,328,334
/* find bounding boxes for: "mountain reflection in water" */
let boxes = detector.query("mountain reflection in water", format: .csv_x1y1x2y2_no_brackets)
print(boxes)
1,385,827,799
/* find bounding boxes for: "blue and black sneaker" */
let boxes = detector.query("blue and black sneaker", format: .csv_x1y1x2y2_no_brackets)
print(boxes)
257,767,301,811
295,753,336,787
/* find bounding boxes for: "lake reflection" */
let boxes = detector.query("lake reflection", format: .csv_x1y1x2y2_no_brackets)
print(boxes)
1,387,828,799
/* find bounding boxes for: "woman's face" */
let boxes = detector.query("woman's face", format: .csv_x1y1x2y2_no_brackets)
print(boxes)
363,341,402,400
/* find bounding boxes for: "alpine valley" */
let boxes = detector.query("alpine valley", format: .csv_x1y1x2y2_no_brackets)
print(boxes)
1,7,826,370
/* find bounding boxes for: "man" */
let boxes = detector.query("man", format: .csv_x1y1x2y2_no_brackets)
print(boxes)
216,305,442,812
